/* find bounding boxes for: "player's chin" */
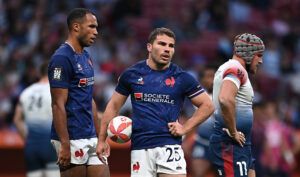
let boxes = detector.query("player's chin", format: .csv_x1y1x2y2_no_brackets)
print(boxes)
159,58,171,64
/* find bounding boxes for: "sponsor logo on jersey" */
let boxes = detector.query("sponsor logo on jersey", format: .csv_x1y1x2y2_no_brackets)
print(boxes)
78,77,94,87
53,68,62,80
165,77,175,87
134,93,174,104
134,93,143,101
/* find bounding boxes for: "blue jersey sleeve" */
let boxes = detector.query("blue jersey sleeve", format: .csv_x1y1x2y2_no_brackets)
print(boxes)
182,72,205,99
48,55,73,88
115,71,131,96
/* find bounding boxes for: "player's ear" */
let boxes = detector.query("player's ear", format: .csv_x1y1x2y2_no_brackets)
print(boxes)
147,43,152,52
73,23,80,32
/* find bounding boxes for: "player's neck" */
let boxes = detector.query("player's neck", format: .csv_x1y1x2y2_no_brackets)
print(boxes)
65,38,83,53
146,58,170,71
232,55,246,69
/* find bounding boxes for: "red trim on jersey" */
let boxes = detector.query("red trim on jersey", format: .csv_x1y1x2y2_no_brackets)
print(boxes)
237,39,263,46
223,67,247,85
222,143,234,177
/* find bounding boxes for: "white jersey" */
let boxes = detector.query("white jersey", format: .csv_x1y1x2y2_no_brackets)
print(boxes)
211,59,254,144
213,59,253,113
19,82,52,131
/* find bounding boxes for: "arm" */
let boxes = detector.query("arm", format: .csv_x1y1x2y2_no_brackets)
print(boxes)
50,87,70,166
96,91,128,160
219,80,238,135
169,92,214,136
219,80,245,146
98,92,128,142
92,99,100,136
13,103,27,141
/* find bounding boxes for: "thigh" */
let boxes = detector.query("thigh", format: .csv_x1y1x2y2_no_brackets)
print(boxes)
156,145,186,176
87,164,110,177
209,142,252,177
60,164,86,177
39,141,59,171
25,144,42,172
131,149,156,177
191,143,212,176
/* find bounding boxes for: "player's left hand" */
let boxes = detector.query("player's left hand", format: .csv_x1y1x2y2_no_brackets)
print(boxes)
168,121,185,136
222,128,246,147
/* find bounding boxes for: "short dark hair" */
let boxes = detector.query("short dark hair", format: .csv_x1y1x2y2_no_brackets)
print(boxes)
67,8,94,30
148,27,176,44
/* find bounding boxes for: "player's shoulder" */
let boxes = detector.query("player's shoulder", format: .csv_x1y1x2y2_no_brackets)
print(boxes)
19,83,38,100
51,43,74,60
170,63,193,77
222,59,248,83
123,60,147,74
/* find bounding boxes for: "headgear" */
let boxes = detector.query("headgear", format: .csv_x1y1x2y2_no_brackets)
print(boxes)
234,33,265,64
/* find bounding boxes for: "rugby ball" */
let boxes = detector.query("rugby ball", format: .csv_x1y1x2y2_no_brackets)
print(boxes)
107,116,132,143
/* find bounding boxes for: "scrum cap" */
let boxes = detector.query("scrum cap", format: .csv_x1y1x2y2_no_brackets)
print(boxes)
234,33,265,64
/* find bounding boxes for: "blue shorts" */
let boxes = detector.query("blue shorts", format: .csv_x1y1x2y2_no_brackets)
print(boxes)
209,142,253,177
25,141,57,172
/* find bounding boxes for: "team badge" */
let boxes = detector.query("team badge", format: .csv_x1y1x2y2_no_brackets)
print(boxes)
165,77,175,87
132,162,140,173
53,68,62,80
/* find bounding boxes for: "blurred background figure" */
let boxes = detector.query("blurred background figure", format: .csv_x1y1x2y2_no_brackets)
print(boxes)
13,61,59,177
190,65,217,177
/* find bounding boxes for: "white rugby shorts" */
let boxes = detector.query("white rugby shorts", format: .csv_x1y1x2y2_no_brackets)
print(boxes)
131,145,186,177
51,137,107,165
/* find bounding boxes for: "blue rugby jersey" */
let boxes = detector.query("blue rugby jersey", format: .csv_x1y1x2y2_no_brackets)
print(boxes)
116,60,205,150
48,43,96,140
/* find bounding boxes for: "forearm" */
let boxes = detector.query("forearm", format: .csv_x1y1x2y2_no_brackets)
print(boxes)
14,120,27,141
220,100,237,135
98,103,119,142
183,101,214,134
13,105,27,141
52,103,70,145
92,99,100,136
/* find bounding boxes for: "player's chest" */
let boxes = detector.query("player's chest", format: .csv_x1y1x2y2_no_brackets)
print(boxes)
239,80,254,102
72,55,94,87
130,73,181,95
73,56,93,75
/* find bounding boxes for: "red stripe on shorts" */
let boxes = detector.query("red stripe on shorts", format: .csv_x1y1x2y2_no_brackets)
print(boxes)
221,143,234,177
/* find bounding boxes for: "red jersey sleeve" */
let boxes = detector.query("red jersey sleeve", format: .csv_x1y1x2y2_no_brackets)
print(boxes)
223,67,247,85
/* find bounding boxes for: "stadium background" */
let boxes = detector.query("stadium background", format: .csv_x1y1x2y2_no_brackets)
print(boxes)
0,0,300,176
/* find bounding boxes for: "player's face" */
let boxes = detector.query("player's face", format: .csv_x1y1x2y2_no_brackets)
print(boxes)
147,34,175,68
250,53,263,74
78,14,98,47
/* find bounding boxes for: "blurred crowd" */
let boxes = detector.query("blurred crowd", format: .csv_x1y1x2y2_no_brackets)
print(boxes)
1,0,300,176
